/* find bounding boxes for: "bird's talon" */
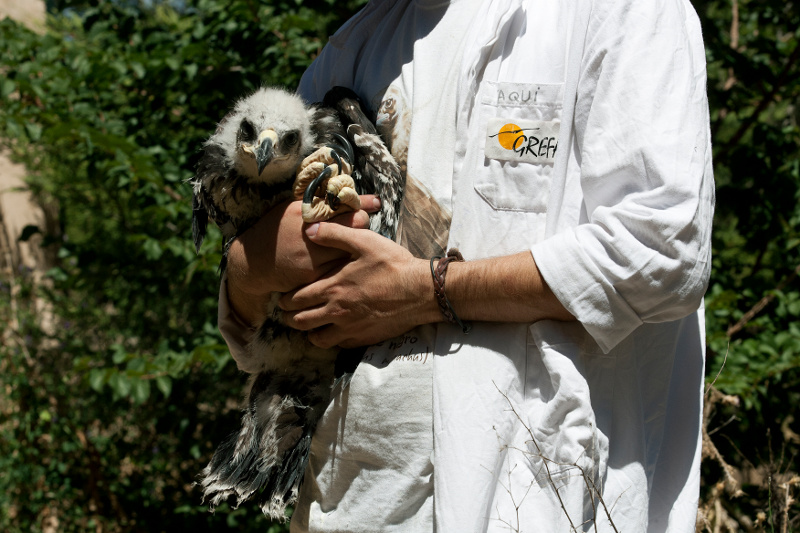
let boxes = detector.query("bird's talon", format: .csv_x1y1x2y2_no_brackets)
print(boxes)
328,132,355,166
301,173,360,223
326,192,341,211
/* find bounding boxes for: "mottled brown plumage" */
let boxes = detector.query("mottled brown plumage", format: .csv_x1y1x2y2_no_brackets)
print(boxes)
190,86,405,521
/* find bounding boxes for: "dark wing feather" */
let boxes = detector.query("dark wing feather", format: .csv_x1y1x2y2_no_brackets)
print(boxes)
191,192,208,254
322,86,376,134
191,143,232,252
348,125,403,239
323,86,405,239
307,104,348,155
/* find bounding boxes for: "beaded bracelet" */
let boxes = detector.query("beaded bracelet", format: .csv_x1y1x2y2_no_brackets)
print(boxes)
430,248,472,334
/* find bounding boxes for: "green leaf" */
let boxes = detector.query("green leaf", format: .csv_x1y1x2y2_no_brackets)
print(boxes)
130,62,146,79
0,79,14,98
131,379,150,404
109,371,132,398
143,238,163,260
155,375,172,398
89,369,108,392
25,122,42,141
184,63,198,80
112,345,128,365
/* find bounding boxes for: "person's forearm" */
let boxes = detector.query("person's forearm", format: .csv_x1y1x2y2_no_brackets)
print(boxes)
282,221,576,348
433,251,575,325
226,241,273,328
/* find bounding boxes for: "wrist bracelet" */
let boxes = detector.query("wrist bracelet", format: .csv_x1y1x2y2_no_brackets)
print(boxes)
430,248,472,334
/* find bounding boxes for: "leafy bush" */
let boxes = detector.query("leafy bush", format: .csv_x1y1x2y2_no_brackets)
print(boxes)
0,0,364,530
697,0,800,528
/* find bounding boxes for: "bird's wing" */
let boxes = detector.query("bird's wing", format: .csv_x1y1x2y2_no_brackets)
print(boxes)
190,142,234,260
321,87,405,240
190,143,226,253
347,124,404,239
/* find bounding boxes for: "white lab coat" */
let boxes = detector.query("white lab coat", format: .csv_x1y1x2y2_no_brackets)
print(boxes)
438,0,713,530
222,0,715,530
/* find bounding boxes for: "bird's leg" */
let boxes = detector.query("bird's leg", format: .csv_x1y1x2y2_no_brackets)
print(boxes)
294,137,360,223
299,167,359,223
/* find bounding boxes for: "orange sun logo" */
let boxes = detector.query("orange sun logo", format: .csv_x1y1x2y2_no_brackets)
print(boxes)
497,123,524,150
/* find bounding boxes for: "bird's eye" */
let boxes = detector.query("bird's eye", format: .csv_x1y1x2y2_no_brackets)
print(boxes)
238,120,255,141
284,131,299,148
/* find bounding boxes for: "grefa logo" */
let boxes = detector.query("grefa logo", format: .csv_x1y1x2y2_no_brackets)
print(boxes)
490,123,558,158
485,118,560,164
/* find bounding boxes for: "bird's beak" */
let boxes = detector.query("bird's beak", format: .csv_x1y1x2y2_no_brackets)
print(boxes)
255,129,279,175
241,129,279,175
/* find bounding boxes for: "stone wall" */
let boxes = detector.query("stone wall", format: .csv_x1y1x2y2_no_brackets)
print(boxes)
0,0,45,32
0,0,54,338
0,0,49,276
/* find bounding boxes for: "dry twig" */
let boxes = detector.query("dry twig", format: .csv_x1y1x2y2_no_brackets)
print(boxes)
493,384,619,532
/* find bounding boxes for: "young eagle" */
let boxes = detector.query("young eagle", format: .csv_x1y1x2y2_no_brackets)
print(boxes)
190,86,404,520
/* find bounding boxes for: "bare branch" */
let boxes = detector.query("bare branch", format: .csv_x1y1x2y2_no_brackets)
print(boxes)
705,342,730,396
727,262,800,338
494,384,577,530
493,382,619,532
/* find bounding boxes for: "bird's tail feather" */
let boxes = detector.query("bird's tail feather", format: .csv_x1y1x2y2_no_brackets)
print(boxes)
199,372,324,522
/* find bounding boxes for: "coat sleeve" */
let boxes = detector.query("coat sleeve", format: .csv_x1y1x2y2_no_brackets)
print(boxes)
531,0,715,353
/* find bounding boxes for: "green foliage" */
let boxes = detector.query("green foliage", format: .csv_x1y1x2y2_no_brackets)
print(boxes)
0,0,365,530
699,0,800,421
696,0,800,527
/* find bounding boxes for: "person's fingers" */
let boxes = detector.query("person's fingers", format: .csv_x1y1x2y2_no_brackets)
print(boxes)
307,325,345,349
304,221,367,255
281,306,331,332
278,279,331,312
359,195,381,213
327,209,370,230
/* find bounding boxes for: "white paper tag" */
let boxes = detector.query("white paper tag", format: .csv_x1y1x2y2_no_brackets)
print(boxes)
484,118,560,164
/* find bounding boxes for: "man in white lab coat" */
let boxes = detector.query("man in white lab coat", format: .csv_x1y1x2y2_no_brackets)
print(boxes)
219,0,715,530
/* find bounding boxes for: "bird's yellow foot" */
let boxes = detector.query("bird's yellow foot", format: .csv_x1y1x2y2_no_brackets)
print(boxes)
300,174,360,223
295,143,360,223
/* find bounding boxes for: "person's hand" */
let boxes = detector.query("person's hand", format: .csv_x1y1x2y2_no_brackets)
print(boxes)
226,195,380,326
278,222,440,349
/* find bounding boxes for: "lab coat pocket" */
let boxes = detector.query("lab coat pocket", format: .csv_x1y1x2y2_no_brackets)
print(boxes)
525,321,611,487
473,81,564,212
488,321,613,526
